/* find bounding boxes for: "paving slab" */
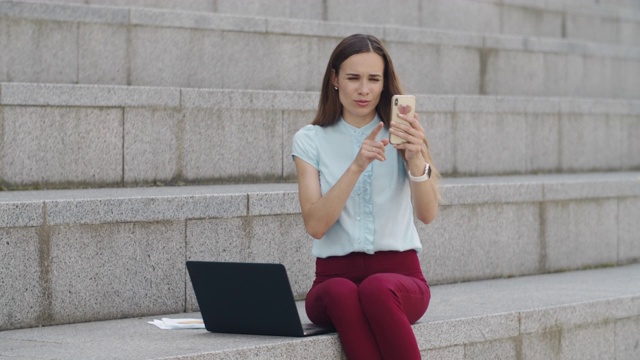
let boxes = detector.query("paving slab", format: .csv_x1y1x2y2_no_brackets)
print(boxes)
0,263,638,359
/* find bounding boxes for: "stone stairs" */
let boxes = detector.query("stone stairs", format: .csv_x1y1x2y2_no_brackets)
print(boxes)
0,0,639,359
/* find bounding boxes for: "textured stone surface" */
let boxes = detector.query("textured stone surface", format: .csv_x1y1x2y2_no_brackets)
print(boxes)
1,1,639,97
618,197,640,263
124,108,181,184
0,263,639,357
2,106,122,186
419,203,541,285
455,113,527,175
544,199,618,271
0,227,42,330
182,108,283,181
615,316,640,360
48,222,186,324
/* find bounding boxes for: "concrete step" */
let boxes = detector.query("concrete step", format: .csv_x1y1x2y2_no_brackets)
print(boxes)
1,1,640,98
1,172,639,330
1,83,640,189
1,263,639,359
11,0,640,47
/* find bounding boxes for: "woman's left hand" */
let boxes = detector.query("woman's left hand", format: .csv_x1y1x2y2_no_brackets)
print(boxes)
390,113,426,162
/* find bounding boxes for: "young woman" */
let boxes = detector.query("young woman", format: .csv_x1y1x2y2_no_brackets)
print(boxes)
292,34,440,360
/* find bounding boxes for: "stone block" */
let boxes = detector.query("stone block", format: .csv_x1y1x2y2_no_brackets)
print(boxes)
416,312,519,349
421,345,464,360
49,221,186,324
419,203,541,285
129,26,224,89
566,12,619,44
288,0,325,20
521,329,562,360
327,0,420,27
388,42,480,95
618,197,640,263
613,59,640,99
90,0,215,12
218,32,322,92
248,191,300,216
455,113,527,175
420,0,501,34
0,202,43,228
560,114,622,172
78,23,127,85
0,83,180,107
525,114,560,172
544,199,618,271
501,5,563,38
216,0,291,19
619,115,640,170
560,322,616,359
543,53,575,97
619,20,640,46
385,42,441,95
464,338,517,360
615,316,640,360
581,56,614,98
483,50,544,96
1,106,122,187
124,108,181,184
437,46,482,95
0,227,42,330
182,108,283,182
0,17,77,84
45,191,247,226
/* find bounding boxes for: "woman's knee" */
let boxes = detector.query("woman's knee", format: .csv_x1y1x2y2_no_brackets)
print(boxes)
358,273,398,301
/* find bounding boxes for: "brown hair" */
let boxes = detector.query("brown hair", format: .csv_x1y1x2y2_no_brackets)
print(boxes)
312,34,403,127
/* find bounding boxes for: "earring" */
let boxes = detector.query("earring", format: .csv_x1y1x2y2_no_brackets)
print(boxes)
334,86,338,90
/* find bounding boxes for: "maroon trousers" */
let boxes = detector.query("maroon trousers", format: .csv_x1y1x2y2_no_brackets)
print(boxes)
305,250,430,360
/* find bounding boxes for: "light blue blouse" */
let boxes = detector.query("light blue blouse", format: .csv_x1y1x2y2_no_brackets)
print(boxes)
292,114,422,258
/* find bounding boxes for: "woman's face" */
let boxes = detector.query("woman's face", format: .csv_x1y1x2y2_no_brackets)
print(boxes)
332,51,385,127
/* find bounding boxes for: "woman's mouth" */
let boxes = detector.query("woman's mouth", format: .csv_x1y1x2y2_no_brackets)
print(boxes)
355,100,370,107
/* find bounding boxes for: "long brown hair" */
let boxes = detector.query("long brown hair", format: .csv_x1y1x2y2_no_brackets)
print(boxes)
312,34,403,127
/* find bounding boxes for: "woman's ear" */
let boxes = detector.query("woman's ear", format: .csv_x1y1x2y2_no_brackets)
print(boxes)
331,69,338,88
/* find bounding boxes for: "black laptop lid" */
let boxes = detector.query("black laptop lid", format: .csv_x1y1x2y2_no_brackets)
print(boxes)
186,261,305,337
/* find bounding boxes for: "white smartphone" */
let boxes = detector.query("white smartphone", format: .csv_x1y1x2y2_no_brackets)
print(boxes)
389,95,416,145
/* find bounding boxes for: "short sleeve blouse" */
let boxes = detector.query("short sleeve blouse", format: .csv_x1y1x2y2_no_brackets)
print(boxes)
292,114,422,258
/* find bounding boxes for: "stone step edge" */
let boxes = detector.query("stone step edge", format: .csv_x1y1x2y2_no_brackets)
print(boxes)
1,263,638,359
3,82,640,115
5,0,640,34
13,0,640,21
1,172,638,228
1,1,640,60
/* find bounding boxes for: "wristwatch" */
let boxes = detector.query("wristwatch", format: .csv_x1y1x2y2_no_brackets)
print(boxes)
408,163,431,182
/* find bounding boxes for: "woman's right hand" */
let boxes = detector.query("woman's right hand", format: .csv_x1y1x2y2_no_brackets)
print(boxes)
353,122,390,171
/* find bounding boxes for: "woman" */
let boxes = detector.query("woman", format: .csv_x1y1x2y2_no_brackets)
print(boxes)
292,34,440,360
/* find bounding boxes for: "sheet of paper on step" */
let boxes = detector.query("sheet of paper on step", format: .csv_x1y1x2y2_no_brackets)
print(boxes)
148,318,205,329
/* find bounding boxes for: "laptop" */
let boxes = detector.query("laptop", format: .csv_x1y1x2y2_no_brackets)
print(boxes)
186,261,334,337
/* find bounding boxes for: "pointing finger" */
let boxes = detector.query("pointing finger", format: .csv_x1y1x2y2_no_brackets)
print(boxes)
366,122,384,141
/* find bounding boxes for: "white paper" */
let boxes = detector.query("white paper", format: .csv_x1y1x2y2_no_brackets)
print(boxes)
148,318,205,330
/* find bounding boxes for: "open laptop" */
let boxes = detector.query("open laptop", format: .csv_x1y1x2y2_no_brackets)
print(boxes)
186,261,334,337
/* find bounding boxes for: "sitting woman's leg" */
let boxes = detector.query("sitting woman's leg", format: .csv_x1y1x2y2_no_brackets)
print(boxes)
306,277,383,360
359,273,431,360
